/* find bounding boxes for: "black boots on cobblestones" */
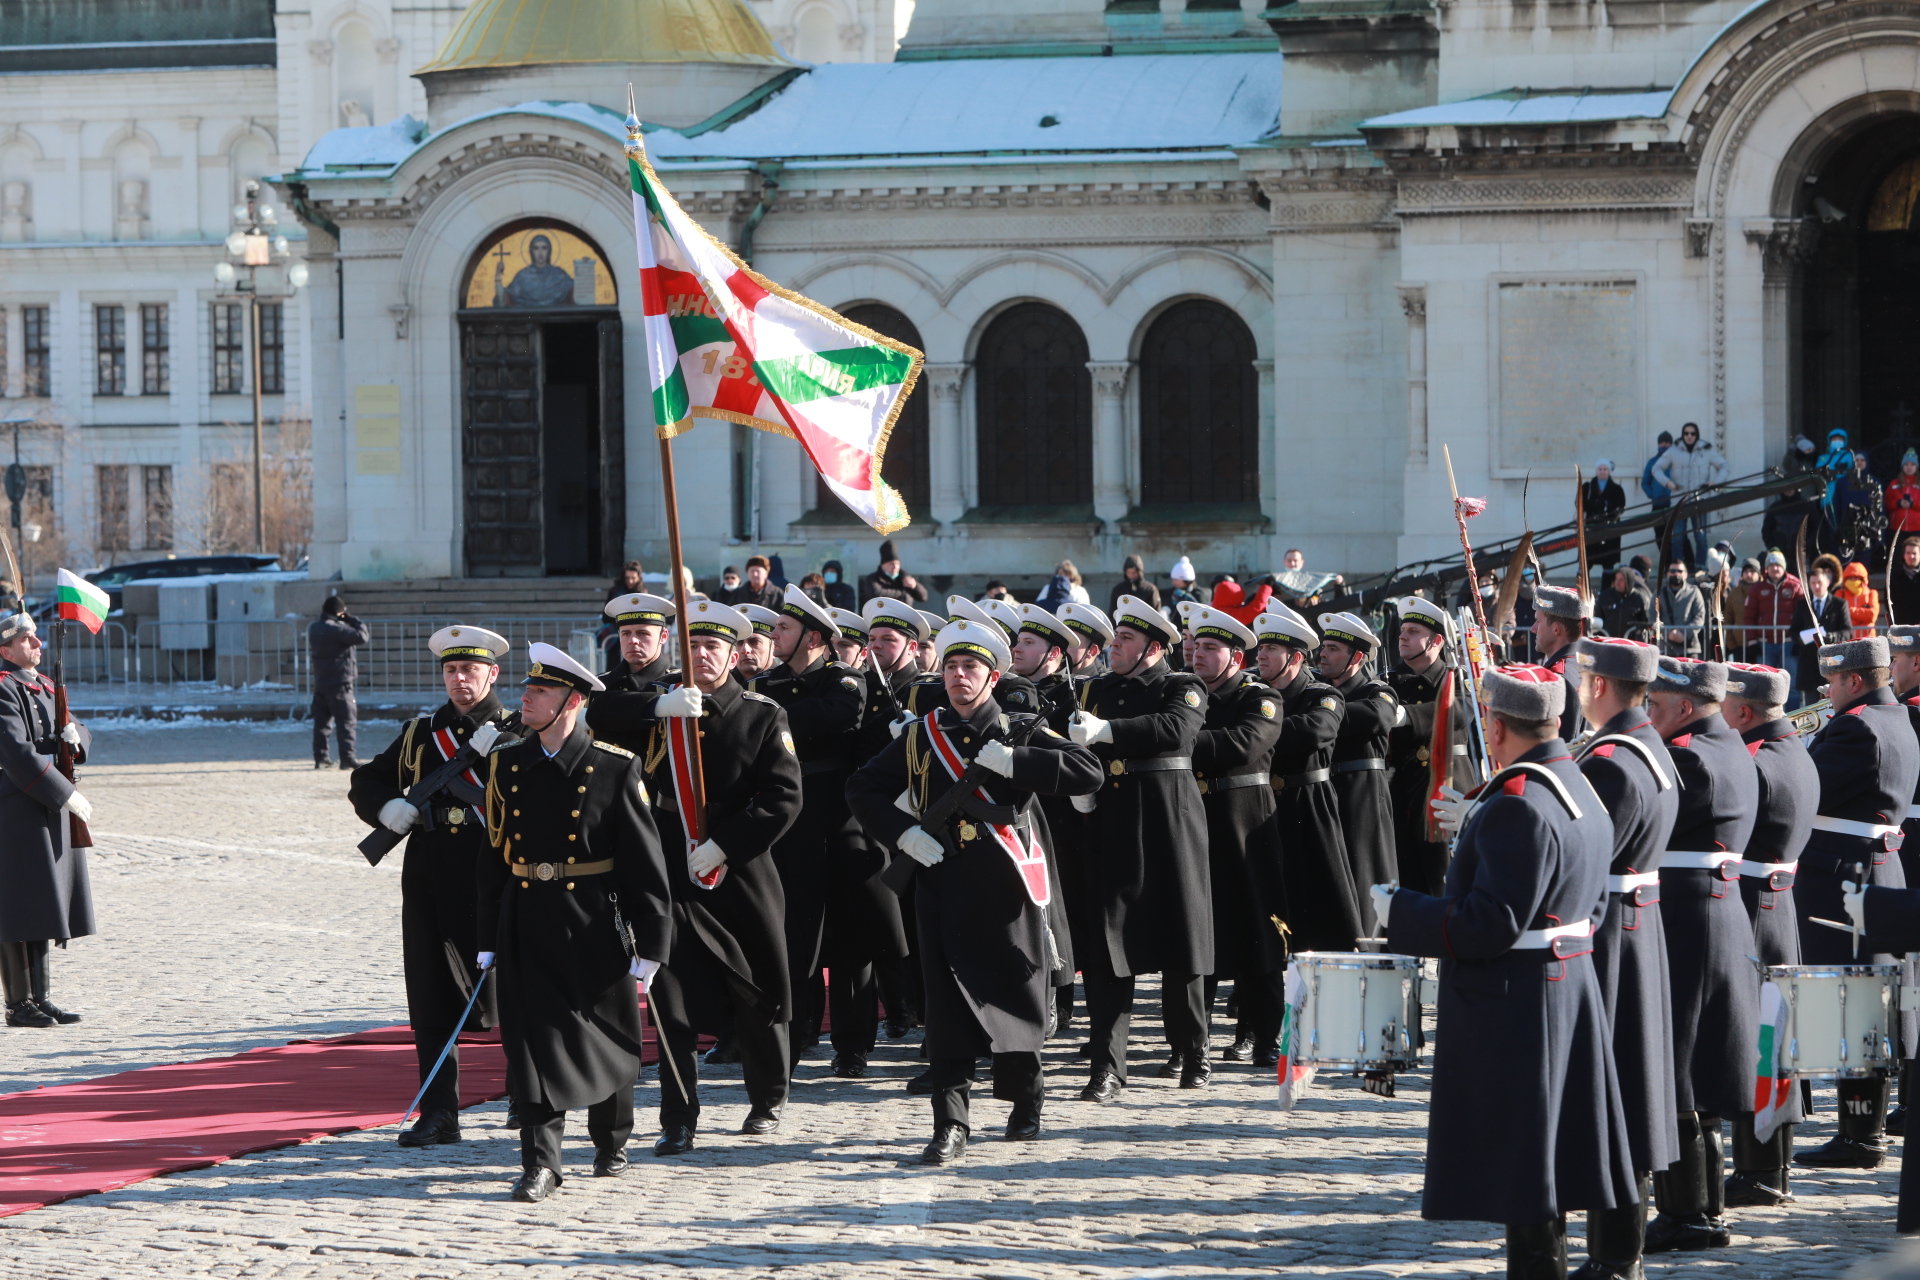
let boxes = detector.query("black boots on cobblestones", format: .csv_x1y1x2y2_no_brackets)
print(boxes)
1574,1173,1649,1279
1726,1114,1793,1206
1646,1112,1731,1253
1796,1078,1890,1169
1,941,64,1028
921,1124,966,1165
398,1109,460,1147
1505,1216,1568,1280
511,1167,560,1201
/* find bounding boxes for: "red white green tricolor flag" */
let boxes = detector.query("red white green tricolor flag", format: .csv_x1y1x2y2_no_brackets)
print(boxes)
55,569,109,634
625,124,922,535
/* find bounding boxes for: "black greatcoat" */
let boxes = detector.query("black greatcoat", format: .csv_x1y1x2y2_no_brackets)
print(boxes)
1575,709,1682,1175
1191,669,1286,978
829,661,914,962
846,699,1101,1055
1856,886,1920,1233
1080,659,1213,976
349,693,518,1032
1658,713,1761,1117
1386,659,1472,897
1738,716,1816,968
0,659,93,943
1266,667,1363,953
477,725,673,1113
640,680,802,1022
1328,667,1398,931
1542,643,1585,742
1387,741,1637,1225
1898,690,1920,895
1028,668,1089,987
585,653,676,754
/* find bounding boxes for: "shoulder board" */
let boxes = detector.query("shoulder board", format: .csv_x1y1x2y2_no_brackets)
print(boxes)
740,690,778,705
591,740,636,758
1747,740,1763,757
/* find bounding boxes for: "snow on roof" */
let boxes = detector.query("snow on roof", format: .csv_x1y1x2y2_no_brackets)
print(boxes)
298,115,432,170
1363,89,1673,130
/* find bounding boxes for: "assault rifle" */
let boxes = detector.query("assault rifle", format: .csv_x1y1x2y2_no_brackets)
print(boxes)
880,755,997,897
357,733,519,866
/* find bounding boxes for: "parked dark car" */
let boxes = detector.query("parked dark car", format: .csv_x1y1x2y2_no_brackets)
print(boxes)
31,554,282,619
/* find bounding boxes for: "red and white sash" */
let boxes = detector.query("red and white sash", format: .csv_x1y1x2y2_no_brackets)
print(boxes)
921,713,1050,907
663,688,724,890
431,725,485,790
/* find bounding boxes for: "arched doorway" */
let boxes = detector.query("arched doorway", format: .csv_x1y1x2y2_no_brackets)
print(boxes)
973,302,1092,511
1137,299,1258,510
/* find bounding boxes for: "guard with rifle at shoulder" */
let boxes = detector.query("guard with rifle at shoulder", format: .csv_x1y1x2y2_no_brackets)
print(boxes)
349,625,519,1147
847,618,1101,1164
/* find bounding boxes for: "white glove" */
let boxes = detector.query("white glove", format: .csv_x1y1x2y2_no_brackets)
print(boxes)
62,790,92,823
1368,883,1395,930
1071,792,1098,814
1843,880,1868,937
977,740,1015,777
898,825,945,867
890,712,916,740
378,796,419,834
655,687,704,718
477,951,494,970
1070,712,1113,746
59,722,81,746
629,956,661,987
1799,627,1820,645
1431,785,1470,838
688,839,727,878
468,722,502,755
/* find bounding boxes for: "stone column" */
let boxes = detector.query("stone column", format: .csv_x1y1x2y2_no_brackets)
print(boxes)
1395,283,1428,466
924,363,967,528
1088,361,1132,531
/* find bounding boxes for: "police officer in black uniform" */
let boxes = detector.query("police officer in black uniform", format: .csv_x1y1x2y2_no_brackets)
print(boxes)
1317,611,1399,931
476,643,672,1202
1385,597,1471,896
350,624,517,1147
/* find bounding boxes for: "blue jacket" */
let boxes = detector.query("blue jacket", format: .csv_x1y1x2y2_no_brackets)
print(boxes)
1641,447,1671,504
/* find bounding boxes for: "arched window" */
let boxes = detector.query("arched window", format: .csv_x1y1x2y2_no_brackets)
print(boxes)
1138,300,1258,507
974,303,1092,509
814,303,928,518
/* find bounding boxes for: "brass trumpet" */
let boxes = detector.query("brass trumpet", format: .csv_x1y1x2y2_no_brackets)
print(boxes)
1789,698,1833,737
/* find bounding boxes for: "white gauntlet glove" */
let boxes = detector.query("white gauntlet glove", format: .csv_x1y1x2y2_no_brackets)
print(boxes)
1069,711,1112,746
1368,883,1396,930
898,825,945,868
476,951,494,970
59,722,82,746
688,839,727,878
977,740,1015,778
889,712,916,740
655,687,704,718
378,796,419,834
62,790,92,824
1843,880,1868,937
468,722,503,755
629,957,661,987
1430,785,1471,838
1071,792,1098,814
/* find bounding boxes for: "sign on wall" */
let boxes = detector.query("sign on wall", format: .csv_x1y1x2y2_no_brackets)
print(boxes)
355,384,401,476
463,223,617,309
1494,278,1642,478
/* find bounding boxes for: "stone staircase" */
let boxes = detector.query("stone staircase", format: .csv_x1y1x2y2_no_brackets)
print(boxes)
326,577,611,621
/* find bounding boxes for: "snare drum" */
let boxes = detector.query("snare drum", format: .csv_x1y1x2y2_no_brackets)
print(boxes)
1767,963,1902,1079
1291,951,1426,1071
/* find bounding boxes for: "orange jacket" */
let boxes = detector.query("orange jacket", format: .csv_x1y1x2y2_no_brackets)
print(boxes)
1838,562,1881,629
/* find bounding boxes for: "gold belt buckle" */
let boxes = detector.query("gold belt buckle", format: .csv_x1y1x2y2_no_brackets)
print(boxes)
958,821,978,842
534,862,557,881
1108,760,1125,776
446,808,465,826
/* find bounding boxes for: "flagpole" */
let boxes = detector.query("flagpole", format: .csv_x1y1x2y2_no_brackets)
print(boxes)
1443,444,1493,640
658,434,709,844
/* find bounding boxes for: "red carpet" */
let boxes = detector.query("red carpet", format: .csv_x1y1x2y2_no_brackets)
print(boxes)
0,993,698,1218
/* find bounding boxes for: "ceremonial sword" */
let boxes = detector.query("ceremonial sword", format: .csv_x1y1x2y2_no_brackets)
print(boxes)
398,956,494,1130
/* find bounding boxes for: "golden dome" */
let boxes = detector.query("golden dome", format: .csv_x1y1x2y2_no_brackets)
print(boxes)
417,0,794,73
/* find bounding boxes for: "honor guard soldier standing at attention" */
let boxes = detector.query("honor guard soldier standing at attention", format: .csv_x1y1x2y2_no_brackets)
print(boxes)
1718,662,1816,1207
750,583,866,1063
476,643,673,1202
1833,858,1920,1231
1532,585,1590,740
1316,612,1399,931
0,609,93,1028
350,625,518,1147
1887,623,1920,1136
847,618,1102,1163
1178,602,1288,1069
638,600,802,1155
1254,606,1363,957
1069,595,1213,1100
1562,636,1680,1279
1386,597,1472,896
734,605,780,683
1642,656,1759,1253
1382,665,1637,1280
1793,635,1920,1173
585,594,679,751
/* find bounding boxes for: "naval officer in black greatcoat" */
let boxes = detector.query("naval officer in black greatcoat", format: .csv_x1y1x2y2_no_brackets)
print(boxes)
476,643,672,1202
1316,611,1399,931
585,593,680,753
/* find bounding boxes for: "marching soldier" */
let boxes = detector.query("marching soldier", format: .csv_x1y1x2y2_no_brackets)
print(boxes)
1530,584,1589,740
1316,612,1399,930
1718,662,1816,1206
734,604,780,683
949,595,1042,714
861,598,936,1039
350,625,518,1146
846,618,1102,1163
585,593,680,752
1178,602,1287,1069
1793,636,1919,1173
476,643,672,1201
1253,607,1362,960
1565,637,1680,1278
1068,595,1212,1099
1383,665,1637,1280
750,584,866,1064
1057,602,1113,682
638,600,802,1154
1643,656,1759,1252
914,609,946,673
1385,597,1472,896
0,610,93,1028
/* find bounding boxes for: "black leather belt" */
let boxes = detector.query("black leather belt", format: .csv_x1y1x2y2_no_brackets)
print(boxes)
801,758,849,776
1105,756,1192,777
1272,768,1332,792
1333,758,1387,774
1197,772,1268,795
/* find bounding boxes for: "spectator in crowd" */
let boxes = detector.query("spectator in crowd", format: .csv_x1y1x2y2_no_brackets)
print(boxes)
308,595,371,770
719,555,783,611
981,581,1013,602
821,559,856,611
1512,566,1538,634
1598,567,1653,643
717,566,742,598
1582,460,1628,568
0,575,18,616
1743,549,1803,702
858,540,929,607
1167,556,1199,612
1274,548,1343,608
1649,421,1730,568
1629,553,1653,578
1838,559,1881,630
1784,434,1819,475
1891,536,1920,625
606,559,644,602
1792,560,1851,698
798,572,828,607
1888,449,1920,539
1641,431,1675,511
1658,559,1706,656
1727,558,1762,661
1834,450,1884,558
1038,560,1087,611
1108,554,1161,613
1816,430,1854,534
671,565,704,603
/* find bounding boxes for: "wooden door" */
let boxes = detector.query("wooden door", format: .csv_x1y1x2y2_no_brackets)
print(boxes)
461,318,543,575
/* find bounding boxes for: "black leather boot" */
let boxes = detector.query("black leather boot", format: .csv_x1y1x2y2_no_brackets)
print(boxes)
2,943,51,1029
1504,1216,1568,1280
1646,1113,1723,1252
1573,1173,1648,1279
1700,1115,1731,1241
1797,1077,1890,1168
26,941,78,1024
1726,1114,1791,1206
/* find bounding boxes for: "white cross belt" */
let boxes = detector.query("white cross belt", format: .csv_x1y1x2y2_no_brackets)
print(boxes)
1513,919,1594,950
1810,815,1901,840
1659,850,1741,871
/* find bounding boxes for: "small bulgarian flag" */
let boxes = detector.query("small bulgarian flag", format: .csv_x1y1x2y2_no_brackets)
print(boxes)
1753,980,1795,1141
624,114,922,534
1275,961,1316,1110
55,569,110,634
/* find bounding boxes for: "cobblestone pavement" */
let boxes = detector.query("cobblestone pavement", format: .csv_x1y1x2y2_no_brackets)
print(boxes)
0,722,1912,1278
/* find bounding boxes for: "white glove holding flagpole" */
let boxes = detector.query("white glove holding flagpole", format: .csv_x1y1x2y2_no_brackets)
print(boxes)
890,712,915,740
655,687,704,718
629,956,661,987
1431,785,1471,838
59,722,82,746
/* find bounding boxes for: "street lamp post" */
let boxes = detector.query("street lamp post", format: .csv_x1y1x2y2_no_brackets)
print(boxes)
213,180,308,555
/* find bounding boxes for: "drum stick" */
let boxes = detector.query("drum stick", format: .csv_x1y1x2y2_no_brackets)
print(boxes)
1355,936,1390,950
1808,917,1855,933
